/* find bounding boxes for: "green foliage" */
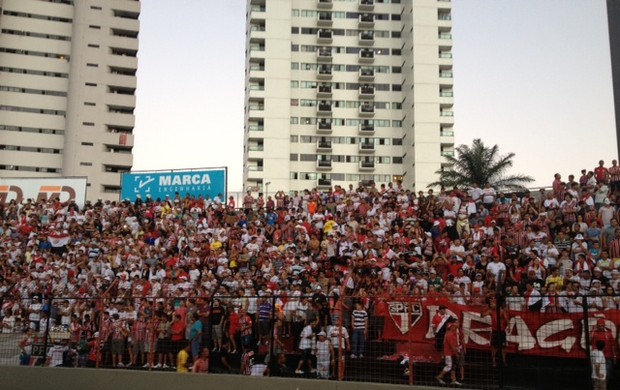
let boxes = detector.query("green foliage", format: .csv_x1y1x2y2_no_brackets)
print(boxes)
429,139,534,190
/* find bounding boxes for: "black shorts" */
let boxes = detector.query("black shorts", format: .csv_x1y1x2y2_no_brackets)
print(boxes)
491,331,506,348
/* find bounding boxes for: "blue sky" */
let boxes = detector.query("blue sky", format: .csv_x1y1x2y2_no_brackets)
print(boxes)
133,0,616,191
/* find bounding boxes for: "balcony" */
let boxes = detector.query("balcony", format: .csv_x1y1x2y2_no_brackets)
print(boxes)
317,121,332,133
359,122,375,134
317,29,333,43
317,140,333,152
359,85,375,99
440,110,454,117
317,84,332,97
441,150,455,157
317,178,332,188
317,66,333,80
317,102,332,115
317,48,332,62
248,124,264,132
359,67,375,81
359,0,374,11
438,32,453,40
359,103,375,116
359,49,374,63
359,13,374,28
359,142,375,153
440,129,454,138
247,144,264,152
317,12,332,26
359,160,375,171
317,159,333,170
359,31,374,45
317,0,333,9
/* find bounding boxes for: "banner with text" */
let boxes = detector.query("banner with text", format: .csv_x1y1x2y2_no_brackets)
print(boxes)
383,297,620,359
121,168,227,202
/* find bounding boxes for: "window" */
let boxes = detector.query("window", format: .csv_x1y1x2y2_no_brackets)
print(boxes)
89,25,101,30
300,154,317,162
290,135,299,142
82,122,95,126
391,31,401,38
81,142,94,146
392,138,403,146
291,44,299,52
392,66,401,74
86,63,98,67
290,154,298,161
84,102,96,106
85,82,97,87
87,44,100,48
290,117,299,124
391,14,401,21
80,162,93,166
90,6,102,10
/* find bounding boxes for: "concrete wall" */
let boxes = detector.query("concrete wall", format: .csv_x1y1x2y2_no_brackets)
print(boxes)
0,366,441,390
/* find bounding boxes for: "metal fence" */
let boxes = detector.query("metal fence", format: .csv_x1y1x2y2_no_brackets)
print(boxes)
0,290,618,389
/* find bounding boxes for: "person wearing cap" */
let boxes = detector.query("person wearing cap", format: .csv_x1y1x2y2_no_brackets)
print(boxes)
314,330,333,379
590,318,617,379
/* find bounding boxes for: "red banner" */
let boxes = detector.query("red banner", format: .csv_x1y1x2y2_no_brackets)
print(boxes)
383,297,620,359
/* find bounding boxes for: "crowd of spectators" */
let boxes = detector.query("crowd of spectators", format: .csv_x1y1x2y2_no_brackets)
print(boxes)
1,159,620,375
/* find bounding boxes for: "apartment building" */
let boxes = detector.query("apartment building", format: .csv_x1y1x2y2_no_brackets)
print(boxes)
243,0,454,194
0,0,140,200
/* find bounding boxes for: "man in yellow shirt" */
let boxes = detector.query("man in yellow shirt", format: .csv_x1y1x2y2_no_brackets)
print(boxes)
177,345,191,373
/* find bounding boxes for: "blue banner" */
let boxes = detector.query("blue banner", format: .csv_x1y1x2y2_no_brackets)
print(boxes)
121,168,227,202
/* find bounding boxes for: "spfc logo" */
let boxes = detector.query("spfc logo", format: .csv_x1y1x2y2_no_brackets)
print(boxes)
387,301,423,334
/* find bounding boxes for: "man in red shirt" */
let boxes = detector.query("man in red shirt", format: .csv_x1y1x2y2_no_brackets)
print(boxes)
594,160,609,184
436,318,462,386
590,318,618,379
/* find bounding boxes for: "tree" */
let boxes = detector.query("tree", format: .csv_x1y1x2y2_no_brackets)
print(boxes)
429,138,534,190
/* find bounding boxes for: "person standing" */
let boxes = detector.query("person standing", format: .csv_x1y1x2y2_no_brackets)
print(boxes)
436,318,463,386
591,340,607,390
314,331,334,379
327,320,350,379
295,317,318,374
590,318,617,382
432,305,451,351
350,302,368,359
189,314,203,361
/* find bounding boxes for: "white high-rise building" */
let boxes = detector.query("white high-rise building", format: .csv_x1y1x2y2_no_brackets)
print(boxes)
243,0,454,194
0,0,140,201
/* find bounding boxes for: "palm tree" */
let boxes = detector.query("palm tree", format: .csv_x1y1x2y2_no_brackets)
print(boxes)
429,138,534,190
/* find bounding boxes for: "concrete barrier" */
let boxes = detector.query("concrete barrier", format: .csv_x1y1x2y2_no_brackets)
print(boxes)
0,366,441,390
